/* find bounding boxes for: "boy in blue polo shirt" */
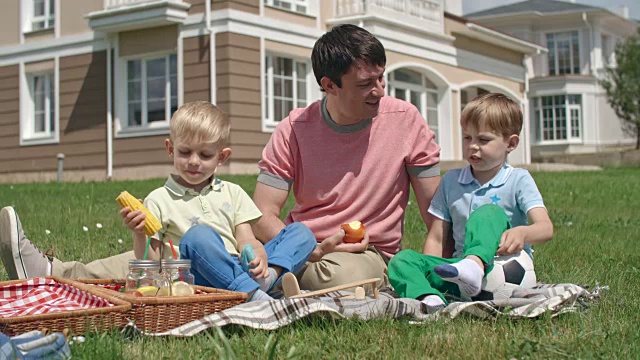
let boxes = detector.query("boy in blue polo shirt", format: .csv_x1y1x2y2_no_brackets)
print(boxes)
388,93,554,310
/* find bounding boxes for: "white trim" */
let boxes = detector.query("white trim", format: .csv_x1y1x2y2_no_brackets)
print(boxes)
177,27,184,107
107,37,113,179
260,36,267,132
544,29,582,76
0,32,106,67
264,0,311,16
532,94,584,144
465,23,546,55
54,0,60,38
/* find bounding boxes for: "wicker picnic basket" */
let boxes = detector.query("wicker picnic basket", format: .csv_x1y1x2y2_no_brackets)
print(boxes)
0,277,131,336
76,279,247,333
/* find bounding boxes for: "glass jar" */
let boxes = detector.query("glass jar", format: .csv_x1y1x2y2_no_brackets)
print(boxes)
125,259,170,296
161,259,195,287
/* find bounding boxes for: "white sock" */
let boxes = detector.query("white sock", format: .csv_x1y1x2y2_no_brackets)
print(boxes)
249,289,273,302
255,267,278,292
434,259,484,297
421,295,445,308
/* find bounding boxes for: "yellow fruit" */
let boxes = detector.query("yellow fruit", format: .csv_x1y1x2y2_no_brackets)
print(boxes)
171,281,195,296
136,286,159,296
156,287,170,296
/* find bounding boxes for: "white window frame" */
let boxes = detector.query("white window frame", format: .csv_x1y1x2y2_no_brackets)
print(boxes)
264,0,309,15
262,54,312,132
115,52,178,138
546,31,581,76
388,70,440,143
19,60,59,146
533,94,582,144
21,0,55,34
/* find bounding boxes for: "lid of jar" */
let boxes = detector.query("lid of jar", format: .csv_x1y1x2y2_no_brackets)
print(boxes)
128,259,161,269
161,259,191,268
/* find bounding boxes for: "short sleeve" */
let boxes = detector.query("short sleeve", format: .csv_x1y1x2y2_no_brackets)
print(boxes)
257,119,297,190
405,106,441,178
516,171,545,214
231,185,263,226
143,197,164,240
428,172,452,222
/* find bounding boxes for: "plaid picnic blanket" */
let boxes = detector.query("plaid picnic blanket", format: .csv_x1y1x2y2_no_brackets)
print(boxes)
0,278,113,318
145,283,605,337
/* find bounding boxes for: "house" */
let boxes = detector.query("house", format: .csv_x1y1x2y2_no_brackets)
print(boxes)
466,0,639,158
0,0,544,183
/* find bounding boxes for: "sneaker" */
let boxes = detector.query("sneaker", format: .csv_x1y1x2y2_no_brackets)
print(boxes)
0,206,52,279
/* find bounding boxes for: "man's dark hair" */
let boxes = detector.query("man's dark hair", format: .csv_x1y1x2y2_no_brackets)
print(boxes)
311,24,386,89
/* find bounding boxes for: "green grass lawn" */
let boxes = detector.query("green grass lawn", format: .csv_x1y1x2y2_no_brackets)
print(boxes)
1,169,639,359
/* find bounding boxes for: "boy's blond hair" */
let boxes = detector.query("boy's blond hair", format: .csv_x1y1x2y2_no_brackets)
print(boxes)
461,93,522,137
170,101,230,148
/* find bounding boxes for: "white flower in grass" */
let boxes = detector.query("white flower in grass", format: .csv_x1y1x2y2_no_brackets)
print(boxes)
408,201,412,206
45,229,51,235
83,226,89,232
118,239,123,244
96,223,103,229
9,186,13,190
567,221,573,227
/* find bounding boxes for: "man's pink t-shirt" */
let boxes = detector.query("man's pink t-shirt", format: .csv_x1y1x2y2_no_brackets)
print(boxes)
258,96,440,257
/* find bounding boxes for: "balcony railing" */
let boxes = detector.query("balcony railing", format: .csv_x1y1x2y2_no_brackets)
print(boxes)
336,0,442,22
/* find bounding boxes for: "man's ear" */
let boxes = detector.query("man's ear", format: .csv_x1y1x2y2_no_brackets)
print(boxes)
217,147,232,165
320,76,339,96
506,134,520,153
165,139,174,158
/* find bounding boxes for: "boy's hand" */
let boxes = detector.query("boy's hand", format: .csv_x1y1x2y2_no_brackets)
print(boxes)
119,207,147,236
247,243,270,279
497,227,527,255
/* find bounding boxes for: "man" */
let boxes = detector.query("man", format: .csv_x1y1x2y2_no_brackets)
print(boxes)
251,24,441,290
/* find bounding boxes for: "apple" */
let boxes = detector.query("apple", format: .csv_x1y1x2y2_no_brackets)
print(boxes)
341,221,366,243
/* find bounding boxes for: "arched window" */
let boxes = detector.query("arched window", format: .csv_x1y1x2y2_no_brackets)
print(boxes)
389,69,439,142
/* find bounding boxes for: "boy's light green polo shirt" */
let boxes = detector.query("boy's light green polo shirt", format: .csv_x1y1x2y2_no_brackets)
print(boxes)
143,175,262,259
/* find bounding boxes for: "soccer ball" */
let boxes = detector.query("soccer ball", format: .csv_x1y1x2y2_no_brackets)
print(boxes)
472,250,537,301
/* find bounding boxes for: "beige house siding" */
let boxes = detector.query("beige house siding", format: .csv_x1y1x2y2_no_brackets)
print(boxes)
183,35,210,103
0,65,20,173
61,0,102,37
58,51,108,171
0,1,20,46
212,0,259,14
24,29,55,44
119,25,178,57
215,32,267,163
445,17,523,66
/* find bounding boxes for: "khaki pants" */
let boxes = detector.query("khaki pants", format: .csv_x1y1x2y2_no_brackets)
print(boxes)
296,248,389,291
52,251,135,279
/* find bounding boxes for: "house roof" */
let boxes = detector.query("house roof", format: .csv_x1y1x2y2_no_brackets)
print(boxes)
465,0,600,18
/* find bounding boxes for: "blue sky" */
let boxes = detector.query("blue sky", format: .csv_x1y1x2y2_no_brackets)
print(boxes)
462,0,640,20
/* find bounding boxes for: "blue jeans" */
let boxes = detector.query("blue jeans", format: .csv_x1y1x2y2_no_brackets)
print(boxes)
179,222,316,294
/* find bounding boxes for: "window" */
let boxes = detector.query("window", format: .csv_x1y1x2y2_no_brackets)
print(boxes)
389,69,439,143
533,95,581,142
546,31,580,75
264,55,309,128
21,70,56,143
264,0,308,14
125,54,177,129
31,0,55,31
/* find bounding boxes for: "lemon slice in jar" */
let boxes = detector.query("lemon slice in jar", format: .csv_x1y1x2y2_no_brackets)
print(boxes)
136,286,159,296
171,281,195,296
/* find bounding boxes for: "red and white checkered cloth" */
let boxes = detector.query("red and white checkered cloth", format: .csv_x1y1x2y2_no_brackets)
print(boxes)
0,278,114,318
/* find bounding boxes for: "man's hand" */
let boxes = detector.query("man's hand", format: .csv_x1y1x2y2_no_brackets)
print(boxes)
308,229,370,262
497,227,527,255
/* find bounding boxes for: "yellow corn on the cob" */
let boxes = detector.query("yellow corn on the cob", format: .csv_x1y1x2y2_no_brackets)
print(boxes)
116,191,162,236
